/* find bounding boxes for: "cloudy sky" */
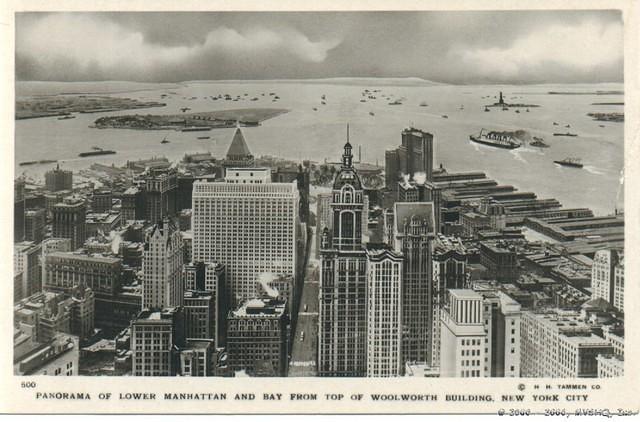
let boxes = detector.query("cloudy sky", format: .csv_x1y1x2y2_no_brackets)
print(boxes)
16,11,623,84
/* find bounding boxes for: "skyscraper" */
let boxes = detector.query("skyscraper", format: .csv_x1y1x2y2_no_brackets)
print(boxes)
192,167,300,305
389,202,436,368
385,127,434,193
142,219,184,310
131,307,185,376
52,197,86,250
143,167,177,224
591,249,621,307
45,164,73,192
14,178,26,242
222,127,255,168
24,208,46,243
365,245,403,377
439,289,486,378
318,134,368,377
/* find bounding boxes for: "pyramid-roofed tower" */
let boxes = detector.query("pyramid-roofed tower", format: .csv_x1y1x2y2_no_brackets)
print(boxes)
224,127,255,168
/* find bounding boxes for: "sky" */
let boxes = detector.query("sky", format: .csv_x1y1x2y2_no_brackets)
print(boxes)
15,11,624,84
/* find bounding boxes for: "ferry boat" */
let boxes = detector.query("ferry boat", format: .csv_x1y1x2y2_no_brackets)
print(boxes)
553,132,578,137
553,157,583,168
197,136,210,140
469,129,521,149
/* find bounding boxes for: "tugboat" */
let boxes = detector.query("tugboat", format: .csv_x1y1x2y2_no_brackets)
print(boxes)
469,129,521,149
553,157,583,168
530,137,550,148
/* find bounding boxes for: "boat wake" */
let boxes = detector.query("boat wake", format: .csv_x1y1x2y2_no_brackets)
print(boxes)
583,165,605,175
509,149,528,164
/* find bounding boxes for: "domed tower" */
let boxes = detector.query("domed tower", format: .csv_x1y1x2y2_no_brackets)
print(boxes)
331,126,365,251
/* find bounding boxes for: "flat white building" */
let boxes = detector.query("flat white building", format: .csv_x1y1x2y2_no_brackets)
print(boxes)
439,289,486,378
142,219,184,309
366,246,403,377
192,167,300,305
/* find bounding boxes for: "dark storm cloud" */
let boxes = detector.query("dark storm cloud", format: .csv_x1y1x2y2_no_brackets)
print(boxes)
15,11,623,84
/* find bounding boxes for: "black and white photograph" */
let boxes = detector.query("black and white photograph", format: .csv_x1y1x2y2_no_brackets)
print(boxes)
4,3,638,415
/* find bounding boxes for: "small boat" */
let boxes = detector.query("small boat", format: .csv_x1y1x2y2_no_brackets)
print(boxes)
526,109,530,112
321,101,326,105
250,97,258,101
388,100,402,105
484,106,490,112
197,136,210,140
553,122,559,126
530,137,550,148
554,157,583,168
369,111,375,116
360,99,366,103
180,107,191,113
599,125,605,128
313,107,318,111
553,133,578,137
515,110,520,114
57,115,76,120
502,106,509,111
321,94,326,100
161,136,170,144
442,115,448,119
419,102,428,107
565,124,571,128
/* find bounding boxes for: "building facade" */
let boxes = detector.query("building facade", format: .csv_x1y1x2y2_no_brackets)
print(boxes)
142,219,184,310
192,167,300,305
365,246,403,377
318,139,368,377
439,289,486,378
52,197,87,250
130,308,185,376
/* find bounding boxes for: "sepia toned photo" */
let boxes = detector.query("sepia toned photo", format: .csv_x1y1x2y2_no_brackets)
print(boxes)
3,2,639,415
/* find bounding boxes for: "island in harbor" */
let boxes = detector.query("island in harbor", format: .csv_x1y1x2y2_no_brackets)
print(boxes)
15,95,167,119
485,91,540,108
90,108,289,130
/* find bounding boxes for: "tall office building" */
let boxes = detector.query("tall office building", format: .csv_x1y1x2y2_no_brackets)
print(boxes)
385,127,434,192
318,137,368,377
52,197,86,250
142,219,184,310
388,202,436,367
222,127,255,168
613,255,624,312
591,249,621,307
45,164,73,192
226,297,288,376
143,167,177,224
315,193,333,258
520,309,614,378
14,178,26,242
183,290,215,340
439,289,486,378
431,235,468,367
24,208,46,243
91,189,113,213
14,241,43,301
365,245,403,377
192,167,300,305
121,186,144,222
131,307,185,376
